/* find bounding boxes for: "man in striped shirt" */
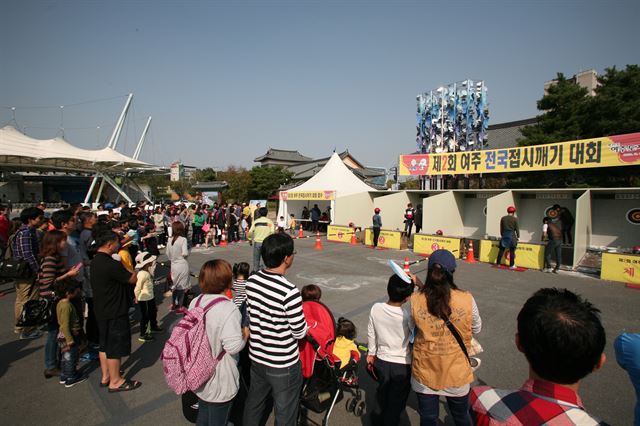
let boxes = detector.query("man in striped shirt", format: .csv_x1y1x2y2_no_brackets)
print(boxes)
244,233,308,426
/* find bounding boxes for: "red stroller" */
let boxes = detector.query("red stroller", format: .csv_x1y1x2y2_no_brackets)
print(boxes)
298,301,366,425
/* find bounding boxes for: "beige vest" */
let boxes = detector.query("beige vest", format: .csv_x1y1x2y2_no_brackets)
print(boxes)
411,289,474,390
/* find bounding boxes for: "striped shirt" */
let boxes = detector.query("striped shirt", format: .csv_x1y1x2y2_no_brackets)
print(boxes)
232,278,247,307
39,255,65,297
246,270,308,368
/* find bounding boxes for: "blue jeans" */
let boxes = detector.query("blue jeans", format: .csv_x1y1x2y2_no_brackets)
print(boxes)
196,398,232,426
615,333,640,426
244,360,303,426
45,322,59,370
60,344,80,382
173,289,186,308
252,243,263,272
416,393,471,426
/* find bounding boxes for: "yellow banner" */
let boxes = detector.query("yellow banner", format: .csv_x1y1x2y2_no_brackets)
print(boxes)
327,225,354,243
399,132,640,176
479,240,545,269
364,229,403,249
280,190,335,201
601,253,640,285
413,235,461,258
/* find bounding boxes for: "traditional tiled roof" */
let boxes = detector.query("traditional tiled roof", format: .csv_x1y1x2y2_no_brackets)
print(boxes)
254,148,312,163
486,117,537,150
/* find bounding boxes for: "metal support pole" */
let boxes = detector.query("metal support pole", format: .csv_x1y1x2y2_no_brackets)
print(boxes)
84,174,100,204
101,174,133,204
107,93,133,150
95,177,107,202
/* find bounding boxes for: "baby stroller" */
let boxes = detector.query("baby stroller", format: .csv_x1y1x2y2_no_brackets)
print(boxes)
298,301,366,426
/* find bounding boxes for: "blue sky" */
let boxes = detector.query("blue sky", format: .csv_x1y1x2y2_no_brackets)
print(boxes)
1,0,638,171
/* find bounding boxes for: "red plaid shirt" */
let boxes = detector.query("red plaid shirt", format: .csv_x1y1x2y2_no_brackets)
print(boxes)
470,379,609,425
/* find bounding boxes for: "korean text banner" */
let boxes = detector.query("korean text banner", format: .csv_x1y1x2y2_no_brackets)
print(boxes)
280,191,335,201
601,253,640,285
399,132,640,176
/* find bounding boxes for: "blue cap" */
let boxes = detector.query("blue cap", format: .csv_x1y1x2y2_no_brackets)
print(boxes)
428,249,457,275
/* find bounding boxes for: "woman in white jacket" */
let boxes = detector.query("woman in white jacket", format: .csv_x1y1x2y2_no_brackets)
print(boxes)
190,259,245,425
166,221,191,310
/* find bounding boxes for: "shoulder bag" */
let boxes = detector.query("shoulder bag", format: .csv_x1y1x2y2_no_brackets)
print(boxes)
442,314,479,370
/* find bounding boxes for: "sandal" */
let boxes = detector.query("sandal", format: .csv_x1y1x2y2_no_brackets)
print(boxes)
100,370,127,388
108,379,142,393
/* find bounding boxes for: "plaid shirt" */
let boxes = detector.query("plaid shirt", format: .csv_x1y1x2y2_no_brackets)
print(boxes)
12,225,39,273
470,379,609,425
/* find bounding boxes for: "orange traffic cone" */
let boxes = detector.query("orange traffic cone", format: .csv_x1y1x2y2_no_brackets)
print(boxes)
298,224,304,238
403,256,410,273
466,241,476,263
314,231,323,250
350,228,357,245
220,229,228,247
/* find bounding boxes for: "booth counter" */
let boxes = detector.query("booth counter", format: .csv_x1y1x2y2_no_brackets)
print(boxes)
413,234,463,258
363,228,407,250
601,252,640,285
327,225,358,244
479,240,545,270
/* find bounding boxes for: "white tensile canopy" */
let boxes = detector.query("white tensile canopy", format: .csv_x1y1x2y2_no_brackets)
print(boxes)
0,125,149,173
278,152,376,223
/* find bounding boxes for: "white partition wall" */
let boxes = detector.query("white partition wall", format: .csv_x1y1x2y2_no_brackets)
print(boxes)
514,191,577,242
591,189,640,248
423,191,464,236
373,191,412,231
334,192,374,227
486,190,515,238
573,190,592,268
461,192,491,238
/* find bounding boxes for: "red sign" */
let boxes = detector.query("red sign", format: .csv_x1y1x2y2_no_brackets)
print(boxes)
401,154,430,175
610,134,640,164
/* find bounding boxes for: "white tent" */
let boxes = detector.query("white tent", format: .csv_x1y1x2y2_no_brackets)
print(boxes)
278,152,376,223
0,125,148,173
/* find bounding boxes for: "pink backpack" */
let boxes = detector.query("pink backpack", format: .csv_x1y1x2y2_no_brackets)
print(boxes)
161,295,228,394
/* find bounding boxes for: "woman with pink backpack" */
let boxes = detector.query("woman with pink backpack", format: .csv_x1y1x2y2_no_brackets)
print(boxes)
163,259,246,425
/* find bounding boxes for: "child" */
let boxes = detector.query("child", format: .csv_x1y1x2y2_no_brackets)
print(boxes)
288,214,297,235
56,279,88,388
277,216,286,233
232,262,250,308
134,252,162,342
541,216,549,242
333,317,361,370
366,274,413,425
301,284,322,302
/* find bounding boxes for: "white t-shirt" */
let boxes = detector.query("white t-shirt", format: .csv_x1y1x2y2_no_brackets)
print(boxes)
367,302,412,364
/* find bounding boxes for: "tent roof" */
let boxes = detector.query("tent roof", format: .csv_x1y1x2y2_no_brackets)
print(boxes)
0,125,149,173
286,152,376,197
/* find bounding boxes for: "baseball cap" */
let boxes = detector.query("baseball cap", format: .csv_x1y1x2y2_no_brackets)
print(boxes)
374,208,380,213
428,249,457,275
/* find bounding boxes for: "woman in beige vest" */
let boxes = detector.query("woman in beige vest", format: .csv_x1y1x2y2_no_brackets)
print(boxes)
409,249,481,426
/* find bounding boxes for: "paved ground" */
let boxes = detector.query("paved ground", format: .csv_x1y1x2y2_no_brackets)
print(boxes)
0,235,638,425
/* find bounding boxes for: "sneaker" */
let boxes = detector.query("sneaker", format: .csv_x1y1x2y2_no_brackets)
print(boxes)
20,330,43,340
65,375,88,388
44,368,61,379
149,327,164,333
509,265,517,270
59,376,67,384
552,269,559,274
138,334,155,343
543,268,552,273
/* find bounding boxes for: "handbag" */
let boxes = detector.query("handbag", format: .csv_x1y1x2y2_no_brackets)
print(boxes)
442,314,480,371
202,223,210,233
16,297,54,327
1,234,35,279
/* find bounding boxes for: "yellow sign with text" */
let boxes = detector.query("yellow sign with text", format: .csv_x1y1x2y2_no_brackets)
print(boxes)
327,225,354,243
280,190,335,201
601,253,640,285
364,229,403,250
413,235,461,257
479,240,545,270
399,132,640,176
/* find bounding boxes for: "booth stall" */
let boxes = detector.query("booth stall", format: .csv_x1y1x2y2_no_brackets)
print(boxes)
278,153,377,230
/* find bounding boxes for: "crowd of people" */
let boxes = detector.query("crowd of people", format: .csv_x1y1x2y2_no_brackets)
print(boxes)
0,199,637,425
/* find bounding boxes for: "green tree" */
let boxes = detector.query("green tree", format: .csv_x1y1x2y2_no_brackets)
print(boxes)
217,166,252,202
134,173,171,199
193,167,217,182
512,65,640,187
249,166,293,199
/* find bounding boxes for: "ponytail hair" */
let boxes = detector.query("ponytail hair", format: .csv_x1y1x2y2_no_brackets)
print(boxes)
422,263,459,318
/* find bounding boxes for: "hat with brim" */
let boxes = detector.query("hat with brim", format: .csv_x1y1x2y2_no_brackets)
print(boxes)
135,252,157,269
120,235,133,248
